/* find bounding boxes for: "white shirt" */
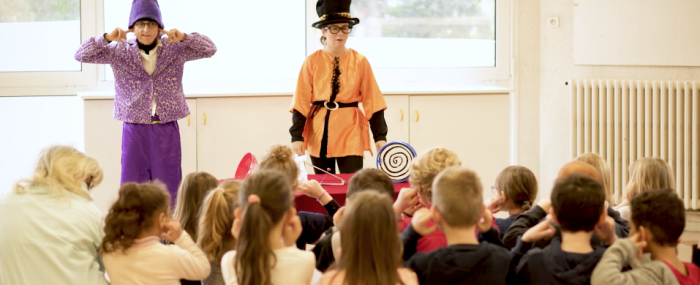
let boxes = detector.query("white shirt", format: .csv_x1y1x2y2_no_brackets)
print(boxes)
138,39,162,116
103,231,210,285
221,246,316,285
618,205,631,221
0,186,108,285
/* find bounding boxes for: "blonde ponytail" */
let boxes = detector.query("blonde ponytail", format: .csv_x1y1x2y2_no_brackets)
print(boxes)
197,180,241,262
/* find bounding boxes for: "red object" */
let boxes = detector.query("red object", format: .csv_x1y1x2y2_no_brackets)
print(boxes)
294,173,410,213
662,261,700,285
234,153,257,180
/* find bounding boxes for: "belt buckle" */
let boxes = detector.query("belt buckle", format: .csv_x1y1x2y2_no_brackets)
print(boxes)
324,101,339,110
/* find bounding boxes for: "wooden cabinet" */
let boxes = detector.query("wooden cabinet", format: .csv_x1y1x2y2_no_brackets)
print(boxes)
195,96,292,179
83,93,510,212
408,95,510,191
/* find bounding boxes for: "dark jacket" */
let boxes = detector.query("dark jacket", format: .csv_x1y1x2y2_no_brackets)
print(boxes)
512,237,606,285
503,205,629,249
296,200,341,250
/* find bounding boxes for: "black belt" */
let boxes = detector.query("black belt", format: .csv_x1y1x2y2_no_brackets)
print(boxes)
312,101,358,110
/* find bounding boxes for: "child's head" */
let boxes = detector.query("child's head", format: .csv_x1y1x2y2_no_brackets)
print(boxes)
234,170,295,285
625,158,675,201
494,166,538,212
430,166,483,228
197,180,241,263
174,172,218,241
409,147,461,206
335,191,402,285
550,173,606,233
575,153,614,205
257,145,299,187
346,168,395,201
630,189,684,248
14,145,103,200
101,182,170,253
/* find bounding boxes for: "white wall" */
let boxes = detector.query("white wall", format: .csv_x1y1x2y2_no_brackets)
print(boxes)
0,96,84,193
536,0,700,199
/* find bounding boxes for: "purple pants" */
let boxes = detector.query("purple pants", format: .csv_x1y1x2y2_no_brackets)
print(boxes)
121,116,182,204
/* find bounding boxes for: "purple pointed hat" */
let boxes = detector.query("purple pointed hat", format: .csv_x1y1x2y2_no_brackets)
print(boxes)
128,0,164,29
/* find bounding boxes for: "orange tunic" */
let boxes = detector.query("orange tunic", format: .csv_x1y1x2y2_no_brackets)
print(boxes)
291,49,386,158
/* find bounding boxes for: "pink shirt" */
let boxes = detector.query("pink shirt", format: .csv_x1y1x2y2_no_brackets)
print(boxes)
103,231,210,285
662,261,700,285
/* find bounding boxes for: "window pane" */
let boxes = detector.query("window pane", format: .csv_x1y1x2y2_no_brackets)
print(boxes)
348,0,495,68
104,0,305,81
0,0,81,72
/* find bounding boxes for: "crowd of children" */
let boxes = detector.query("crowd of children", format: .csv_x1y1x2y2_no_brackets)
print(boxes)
2,143,700,285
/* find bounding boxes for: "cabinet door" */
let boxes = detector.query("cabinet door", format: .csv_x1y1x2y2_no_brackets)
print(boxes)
196,96,294,180
363,95,410,169
85,99,197,213
409,94,510,196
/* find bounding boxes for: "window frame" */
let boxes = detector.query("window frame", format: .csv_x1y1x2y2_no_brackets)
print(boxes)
0,0,98,94
305,0,511,86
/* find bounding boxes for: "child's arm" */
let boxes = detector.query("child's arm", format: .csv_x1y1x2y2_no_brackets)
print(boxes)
74,29,127,64
169,32,217,62
502,201,549,248
607,206,630,239
590,238,659,285
169,231,211,281
400,223,423,261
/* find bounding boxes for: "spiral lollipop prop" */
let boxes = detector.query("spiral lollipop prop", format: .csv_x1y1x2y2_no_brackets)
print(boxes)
376,141,417,183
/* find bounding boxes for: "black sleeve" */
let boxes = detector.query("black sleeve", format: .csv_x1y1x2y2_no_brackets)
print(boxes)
296,211,330,250
503,206,548,249
368,109,388,142
323,199,341,218
608,206,630,239
479,227,506,248
405,253,429,285
693,245,700,268
400,224,423,261
290,109,306,142
312,233,336,272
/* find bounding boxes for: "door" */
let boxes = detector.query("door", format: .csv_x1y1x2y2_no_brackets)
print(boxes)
408,94,511,196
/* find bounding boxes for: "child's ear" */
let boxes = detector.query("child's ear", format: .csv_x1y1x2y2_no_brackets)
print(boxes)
549,207,560,225
639,226,652,244
158,212,167,229
430,206,442,224
287,207,297,220
234,208,243,220
598,207,608,225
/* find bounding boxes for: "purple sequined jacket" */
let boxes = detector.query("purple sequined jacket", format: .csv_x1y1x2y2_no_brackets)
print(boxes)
75,34,216,124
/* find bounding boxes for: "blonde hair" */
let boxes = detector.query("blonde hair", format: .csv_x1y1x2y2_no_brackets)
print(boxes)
13,145,103,200
495,166,538,211
257,145,299,187
625,157,675,201
575,153,614,205
198,180,241,263
432,166,483,227
173,172,219,241
409,147,461,202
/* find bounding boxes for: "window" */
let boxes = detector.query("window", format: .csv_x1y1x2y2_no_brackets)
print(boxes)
0,0,82,72
103,0,306,82
306,0,510,86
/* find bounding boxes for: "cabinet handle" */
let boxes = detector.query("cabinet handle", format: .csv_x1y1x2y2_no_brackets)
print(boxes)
400,109,404,121
203,113,207,125
187,115,190,127
415,110,419,122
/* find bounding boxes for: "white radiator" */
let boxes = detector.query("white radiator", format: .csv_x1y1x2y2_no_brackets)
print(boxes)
570,79,699,209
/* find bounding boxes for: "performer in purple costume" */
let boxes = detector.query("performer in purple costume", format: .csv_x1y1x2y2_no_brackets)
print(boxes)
75,0,216,201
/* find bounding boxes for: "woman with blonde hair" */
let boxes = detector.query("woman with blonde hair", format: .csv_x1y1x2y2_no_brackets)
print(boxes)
197,180,241,285
0,146,108,285
618,157,676,220
575,153,615,206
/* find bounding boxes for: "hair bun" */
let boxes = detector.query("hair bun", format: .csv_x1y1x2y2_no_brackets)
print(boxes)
269,145,293,161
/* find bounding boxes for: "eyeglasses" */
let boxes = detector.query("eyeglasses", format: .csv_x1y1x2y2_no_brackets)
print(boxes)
135,21,158,28
323,26,353,34
490,186,502,195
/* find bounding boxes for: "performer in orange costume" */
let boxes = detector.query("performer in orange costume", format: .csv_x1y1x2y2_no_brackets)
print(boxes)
290,0,388,174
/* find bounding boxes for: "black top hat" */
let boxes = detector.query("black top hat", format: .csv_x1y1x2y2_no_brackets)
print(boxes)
312,0,360,28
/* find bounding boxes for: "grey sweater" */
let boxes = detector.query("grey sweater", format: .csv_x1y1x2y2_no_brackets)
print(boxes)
591,238,679,285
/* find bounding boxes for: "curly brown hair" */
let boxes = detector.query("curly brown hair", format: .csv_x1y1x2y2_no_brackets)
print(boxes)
101,182,170,254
